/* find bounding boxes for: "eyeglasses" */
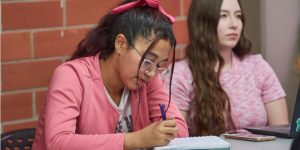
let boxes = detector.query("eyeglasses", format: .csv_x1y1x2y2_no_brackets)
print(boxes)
131,45,169,75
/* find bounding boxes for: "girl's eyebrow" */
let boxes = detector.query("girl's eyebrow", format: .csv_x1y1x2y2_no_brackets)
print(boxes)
220,10,242,14
147,51,168,63
234,10,242,14
147,51,159,59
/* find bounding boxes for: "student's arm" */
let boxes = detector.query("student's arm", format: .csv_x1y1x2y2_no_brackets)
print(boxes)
265,97,289,125
180,111,188,120
257,55,289,126
44,65,125,150
162,61,193,120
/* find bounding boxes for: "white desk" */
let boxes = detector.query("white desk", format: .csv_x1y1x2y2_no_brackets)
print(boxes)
222,137,293,150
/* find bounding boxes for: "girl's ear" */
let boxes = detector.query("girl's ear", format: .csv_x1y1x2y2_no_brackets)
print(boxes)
115,34,128,55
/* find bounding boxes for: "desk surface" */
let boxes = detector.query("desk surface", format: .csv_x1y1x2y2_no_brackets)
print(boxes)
222,137,293,150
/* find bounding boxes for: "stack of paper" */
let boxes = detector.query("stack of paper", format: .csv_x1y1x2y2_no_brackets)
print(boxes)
154,136,230,150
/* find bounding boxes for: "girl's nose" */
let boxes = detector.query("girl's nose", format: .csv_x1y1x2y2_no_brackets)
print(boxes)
229,17,238,29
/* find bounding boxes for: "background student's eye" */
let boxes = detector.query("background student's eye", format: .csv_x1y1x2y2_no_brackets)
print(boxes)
220,14,227,18
236,14,242,19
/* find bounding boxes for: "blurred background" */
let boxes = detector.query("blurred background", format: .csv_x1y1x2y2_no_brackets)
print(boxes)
1,0,299,133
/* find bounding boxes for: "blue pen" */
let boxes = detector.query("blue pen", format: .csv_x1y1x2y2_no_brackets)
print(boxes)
159,104,167,120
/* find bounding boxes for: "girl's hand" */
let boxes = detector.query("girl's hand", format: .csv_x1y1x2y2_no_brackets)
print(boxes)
124,118,178,150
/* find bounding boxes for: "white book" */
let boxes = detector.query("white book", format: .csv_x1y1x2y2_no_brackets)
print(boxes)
154,136,230,150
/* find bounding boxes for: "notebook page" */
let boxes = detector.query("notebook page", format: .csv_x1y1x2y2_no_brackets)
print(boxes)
154,136,230,150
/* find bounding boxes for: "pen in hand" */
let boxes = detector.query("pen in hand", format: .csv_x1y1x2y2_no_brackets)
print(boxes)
159,104,167,120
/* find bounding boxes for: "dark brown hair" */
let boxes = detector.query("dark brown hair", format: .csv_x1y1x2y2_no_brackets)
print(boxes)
69,0,177,115
186,0,252,136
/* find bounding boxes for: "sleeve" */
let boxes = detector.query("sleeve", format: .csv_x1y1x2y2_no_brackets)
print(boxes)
162,62,193,111
44,64,125,150
256,55,286,103
146,75,189,138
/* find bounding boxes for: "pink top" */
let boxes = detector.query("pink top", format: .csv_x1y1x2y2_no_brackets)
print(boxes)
163,54,286,130
32,54,188,150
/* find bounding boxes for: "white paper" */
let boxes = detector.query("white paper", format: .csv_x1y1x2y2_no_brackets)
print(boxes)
154,136,230,150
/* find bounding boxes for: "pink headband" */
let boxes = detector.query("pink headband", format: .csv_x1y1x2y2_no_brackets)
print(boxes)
111,0,175,24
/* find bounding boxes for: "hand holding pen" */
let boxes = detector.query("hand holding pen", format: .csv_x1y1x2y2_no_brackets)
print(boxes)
124,103,178,149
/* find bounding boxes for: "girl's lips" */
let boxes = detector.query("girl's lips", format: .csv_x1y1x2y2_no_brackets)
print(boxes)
227,33,238,36
227,33,238,40
227,32,238,35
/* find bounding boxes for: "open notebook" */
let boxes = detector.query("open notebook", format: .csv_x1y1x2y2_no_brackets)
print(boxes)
154,136,230,150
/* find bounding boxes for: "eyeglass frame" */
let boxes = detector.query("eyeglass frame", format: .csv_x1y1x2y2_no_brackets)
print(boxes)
129,44,170,75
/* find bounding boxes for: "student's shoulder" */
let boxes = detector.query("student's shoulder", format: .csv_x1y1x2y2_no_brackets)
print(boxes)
242,54,264,63
175,58,189,65
174,58,190,72
171,58,193,81
55,58,85,72
241,54,268,67
54,55,98,78
240,54,274,75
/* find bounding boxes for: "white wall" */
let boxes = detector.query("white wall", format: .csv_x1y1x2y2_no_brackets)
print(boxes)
262,0,300,121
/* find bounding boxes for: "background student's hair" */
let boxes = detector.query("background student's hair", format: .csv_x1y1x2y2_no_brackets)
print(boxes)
187,0,251,136
69,0,177,110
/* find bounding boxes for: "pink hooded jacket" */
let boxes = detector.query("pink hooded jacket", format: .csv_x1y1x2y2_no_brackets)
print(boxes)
32,54,188,150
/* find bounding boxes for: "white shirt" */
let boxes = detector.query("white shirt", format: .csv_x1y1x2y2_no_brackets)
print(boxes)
104,86,132,133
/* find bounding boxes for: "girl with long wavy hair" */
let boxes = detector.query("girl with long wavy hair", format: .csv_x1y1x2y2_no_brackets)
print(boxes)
164,0,289,136
32,0,189,149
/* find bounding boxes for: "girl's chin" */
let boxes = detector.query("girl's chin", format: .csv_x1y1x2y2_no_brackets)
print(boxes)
126,81,144,90
125,77,147,90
